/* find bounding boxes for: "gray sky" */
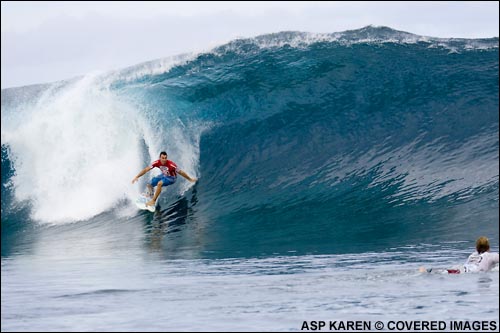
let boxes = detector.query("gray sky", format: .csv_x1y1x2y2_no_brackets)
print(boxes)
2,1,499,88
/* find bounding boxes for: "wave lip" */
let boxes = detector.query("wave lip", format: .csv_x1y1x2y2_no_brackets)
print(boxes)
212,26,499,56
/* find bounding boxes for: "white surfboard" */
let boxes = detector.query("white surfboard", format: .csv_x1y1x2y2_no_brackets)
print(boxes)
135,195,156,212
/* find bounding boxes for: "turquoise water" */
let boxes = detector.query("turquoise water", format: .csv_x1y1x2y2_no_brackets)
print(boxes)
2,214,498,331
1,27,498,331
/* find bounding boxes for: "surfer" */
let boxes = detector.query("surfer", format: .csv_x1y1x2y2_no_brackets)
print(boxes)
132,151,197,207
419,236,499,274
462,236,499,273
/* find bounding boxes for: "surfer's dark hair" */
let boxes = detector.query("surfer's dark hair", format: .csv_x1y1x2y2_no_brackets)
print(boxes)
160,151,167,157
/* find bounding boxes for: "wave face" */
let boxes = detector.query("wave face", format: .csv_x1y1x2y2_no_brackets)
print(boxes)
2,27,498,256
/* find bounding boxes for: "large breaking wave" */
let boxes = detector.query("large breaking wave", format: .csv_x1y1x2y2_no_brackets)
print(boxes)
2,26,498,255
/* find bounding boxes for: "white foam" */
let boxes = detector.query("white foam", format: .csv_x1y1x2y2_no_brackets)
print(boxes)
212,26,498,56
2,71,206,224
2,75,151,223
100,52,198,85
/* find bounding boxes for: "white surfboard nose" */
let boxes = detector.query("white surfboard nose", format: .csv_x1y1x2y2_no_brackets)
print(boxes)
135,195,156,212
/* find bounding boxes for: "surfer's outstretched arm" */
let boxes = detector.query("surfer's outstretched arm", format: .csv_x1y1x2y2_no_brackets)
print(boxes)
132,166,152,184
178,170,197,182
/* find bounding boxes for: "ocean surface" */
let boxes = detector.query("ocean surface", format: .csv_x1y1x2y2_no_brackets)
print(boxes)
2,26,499,331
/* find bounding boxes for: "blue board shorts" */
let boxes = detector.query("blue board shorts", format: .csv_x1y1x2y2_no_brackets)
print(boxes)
150,175,176,187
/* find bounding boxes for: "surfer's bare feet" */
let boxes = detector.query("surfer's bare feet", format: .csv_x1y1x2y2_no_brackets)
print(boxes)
146,200,155,207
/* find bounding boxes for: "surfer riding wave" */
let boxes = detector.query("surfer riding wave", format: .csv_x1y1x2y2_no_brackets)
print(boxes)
132,151,197,207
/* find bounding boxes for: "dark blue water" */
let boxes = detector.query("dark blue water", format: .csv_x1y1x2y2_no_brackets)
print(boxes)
2,27,498,331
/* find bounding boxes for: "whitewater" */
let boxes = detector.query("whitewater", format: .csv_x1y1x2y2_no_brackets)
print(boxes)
1,27,498,331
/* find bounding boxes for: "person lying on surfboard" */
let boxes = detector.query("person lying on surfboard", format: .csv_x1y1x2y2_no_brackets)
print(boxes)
132,151,197,208
419,236,499,274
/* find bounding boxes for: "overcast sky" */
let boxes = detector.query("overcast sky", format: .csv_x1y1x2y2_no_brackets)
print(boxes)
2,1,499,88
